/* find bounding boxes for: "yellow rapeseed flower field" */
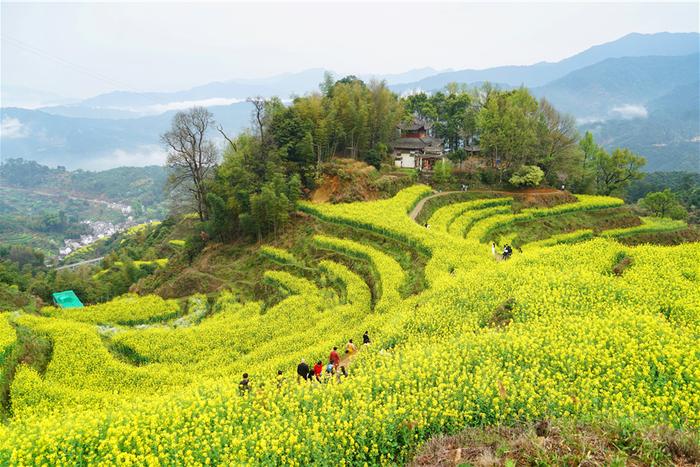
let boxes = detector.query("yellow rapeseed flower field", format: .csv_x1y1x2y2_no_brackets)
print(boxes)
0,185,698,464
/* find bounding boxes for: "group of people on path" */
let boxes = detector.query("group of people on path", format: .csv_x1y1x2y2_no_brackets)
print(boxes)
238,331,372,394
296,331,371,384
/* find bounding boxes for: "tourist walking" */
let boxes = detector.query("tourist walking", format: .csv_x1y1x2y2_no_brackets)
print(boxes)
325,362,335,382
502,244,513,259
239,373,250,395
313,360,323,382
363,331,371,345
329,347,340,369
346,339,358,355
297,359,310,382
336,365,348,383
276,370,285,388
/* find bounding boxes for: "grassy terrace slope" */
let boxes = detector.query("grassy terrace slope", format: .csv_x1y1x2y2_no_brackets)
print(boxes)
0,185,699,465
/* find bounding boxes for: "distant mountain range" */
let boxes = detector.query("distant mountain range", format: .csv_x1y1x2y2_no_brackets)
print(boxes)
0,84,77,109
532,53,699,118
581,79,700,172
41,67,451,115
1,32,698,172
0,103,251,170
390,32,699,92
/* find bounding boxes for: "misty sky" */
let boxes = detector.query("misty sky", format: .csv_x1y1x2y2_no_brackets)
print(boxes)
2,2,699,100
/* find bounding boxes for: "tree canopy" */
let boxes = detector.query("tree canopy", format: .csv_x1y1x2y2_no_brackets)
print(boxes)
158,78,653,244
639,189,688,219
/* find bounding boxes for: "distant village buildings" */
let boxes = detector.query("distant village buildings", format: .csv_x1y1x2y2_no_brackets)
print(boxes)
58,217,143,259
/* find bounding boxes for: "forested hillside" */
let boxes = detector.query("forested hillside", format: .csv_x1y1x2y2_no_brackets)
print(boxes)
582,79,700,172
0,159,167,206
0,160,168,256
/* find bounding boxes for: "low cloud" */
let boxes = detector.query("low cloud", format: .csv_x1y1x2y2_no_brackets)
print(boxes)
84,145,168,170
109,97,246,115
578,104,650,125
609,104,648,120
0,117,30,139
576,116,604,125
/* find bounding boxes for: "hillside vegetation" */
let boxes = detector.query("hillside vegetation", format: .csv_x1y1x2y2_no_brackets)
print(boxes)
0,185,698,464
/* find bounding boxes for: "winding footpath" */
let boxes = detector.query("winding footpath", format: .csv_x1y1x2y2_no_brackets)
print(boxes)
54,257,105,270
409,191,460,220
409,188,563,221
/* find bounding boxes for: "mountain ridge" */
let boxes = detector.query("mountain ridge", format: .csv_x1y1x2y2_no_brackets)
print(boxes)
533,53,700,118
38,31,700,112
389,32,699,92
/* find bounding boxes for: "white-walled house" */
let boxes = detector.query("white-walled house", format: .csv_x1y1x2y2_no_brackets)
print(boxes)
391,119,445,171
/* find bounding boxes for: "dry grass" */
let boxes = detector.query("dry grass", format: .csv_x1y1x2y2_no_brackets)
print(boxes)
612,255,634,276
480,298,515,328
515,190,578,210
410,421,700,467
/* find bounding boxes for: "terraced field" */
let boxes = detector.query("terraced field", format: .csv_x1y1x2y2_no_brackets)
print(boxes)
1,185,698,464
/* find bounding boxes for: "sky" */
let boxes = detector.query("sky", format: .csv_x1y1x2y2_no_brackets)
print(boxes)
1,1,699,101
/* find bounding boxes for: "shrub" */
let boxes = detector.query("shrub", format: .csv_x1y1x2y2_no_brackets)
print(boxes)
509,165,544,187
479,168,498,185
184,234,206,263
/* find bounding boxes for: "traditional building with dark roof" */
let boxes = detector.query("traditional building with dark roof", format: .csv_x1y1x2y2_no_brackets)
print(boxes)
392,118,445,171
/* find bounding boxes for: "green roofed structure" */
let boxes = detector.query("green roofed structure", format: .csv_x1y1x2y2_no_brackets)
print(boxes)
52,290,84,308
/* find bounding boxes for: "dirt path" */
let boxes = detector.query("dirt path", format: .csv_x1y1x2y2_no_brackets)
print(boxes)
55,256,105,270
409,188,565,222
409,191,459,220
409,190,512,221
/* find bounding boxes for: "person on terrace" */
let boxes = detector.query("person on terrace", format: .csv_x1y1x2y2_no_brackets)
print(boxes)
336,365,348,383
239,373,250,395
325,362,335,382
329,346,340,369
276,370,285,388
346,339,358,355
297,359,310,382
313,360,323,382
502,244,513,259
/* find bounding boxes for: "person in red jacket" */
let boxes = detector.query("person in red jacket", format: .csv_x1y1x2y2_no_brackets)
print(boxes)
329,346,340,369
313,360,323,382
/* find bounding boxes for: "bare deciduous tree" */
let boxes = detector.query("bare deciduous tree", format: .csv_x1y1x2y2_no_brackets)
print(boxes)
248,96,266,146
161,107,217,221
217,124,237,151
536,98,580,182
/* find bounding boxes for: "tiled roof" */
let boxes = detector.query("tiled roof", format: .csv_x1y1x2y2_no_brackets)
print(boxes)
391,137,442,150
